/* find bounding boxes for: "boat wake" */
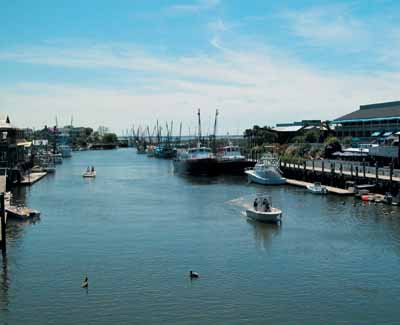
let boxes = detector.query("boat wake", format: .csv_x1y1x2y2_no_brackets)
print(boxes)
226,195,253,210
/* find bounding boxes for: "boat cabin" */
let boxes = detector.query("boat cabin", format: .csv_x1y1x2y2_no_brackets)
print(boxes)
217,146,245,160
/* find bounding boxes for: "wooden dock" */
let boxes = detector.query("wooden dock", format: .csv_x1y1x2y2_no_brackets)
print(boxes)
6,206,40,220
286,179,353,195
284,162,400,183
20,172,47,185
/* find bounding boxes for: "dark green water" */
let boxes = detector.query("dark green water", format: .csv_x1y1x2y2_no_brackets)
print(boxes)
2,148,400,324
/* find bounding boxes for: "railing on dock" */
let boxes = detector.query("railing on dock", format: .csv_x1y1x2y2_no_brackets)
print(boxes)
280,159,400,196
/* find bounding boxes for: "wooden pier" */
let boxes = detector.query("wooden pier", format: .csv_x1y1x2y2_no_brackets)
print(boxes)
280,159,400,196
286,179,353,195
20,172,47,185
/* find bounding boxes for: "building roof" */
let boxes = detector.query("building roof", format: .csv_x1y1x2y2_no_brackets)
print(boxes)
0,114,15,129
272,125,303,133
334,101,400,123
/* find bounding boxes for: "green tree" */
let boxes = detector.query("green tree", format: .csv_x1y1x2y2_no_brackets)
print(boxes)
102,133,118,143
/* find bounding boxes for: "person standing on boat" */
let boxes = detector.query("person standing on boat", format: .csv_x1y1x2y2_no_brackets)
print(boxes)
253,198,259,211
264,199,271,212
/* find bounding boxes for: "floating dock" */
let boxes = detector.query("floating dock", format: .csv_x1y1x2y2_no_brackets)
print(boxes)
286,179,353,195
6,206,40,220
20,172,47,185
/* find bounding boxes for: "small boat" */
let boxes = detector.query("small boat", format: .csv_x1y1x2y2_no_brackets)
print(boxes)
83,167,96,178
6,206,40,220
31,165,45,173
307,182,328,194
246,195,282,223
245,154,286,185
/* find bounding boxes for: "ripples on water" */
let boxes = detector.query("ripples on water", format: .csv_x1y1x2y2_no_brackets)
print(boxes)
1,149,400,324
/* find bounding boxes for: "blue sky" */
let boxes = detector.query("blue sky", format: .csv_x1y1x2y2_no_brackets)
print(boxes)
1,0,400,134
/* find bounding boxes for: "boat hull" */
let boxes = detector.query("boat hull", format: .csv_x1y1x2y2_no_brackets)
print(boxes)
307,186,328,194
216,159,256,175
245,170,286,185
82,171,96,178
246,208,282,223
173,158,218,176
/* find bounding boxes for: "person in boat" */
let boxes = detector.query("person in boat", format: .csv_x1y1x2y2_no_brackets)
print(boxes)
91,166,95,172
264,199,271,212
253,198,258,211
261,198,266,211
86,166,90,172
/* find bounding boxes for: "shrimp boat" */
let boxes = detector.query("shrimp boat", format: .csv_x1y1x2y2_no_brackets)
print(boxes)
246,195,282,223
82,167,96,178
216,145,255,175
173,109,218,176
307,182,328,194
245,153,286,185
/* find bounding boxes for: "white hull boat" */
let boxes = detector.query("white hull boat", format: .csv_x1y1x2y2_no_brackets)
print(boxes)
245,153,286,185
307,182,328,194
246,208,282,223
245,169,286,185
82,171,96,178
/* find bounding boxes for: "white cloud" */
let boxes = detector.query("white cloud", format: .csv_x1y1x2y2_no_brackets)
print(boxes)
1,39,400,134
283,5,368,49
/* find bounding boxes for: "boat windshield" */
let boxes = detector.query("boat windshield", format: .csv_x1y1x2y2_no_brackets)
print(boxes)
189,148,211,154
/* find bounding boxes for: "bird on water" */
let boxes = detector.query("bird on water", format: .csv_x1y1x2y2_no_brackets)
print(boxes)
81,276,89,288
190,271,199,279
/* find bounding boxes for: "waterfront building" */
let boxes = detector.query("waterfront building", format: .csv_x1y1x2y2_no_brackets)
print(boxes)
0,115,31,186
333,101,400,139
272,120,333,143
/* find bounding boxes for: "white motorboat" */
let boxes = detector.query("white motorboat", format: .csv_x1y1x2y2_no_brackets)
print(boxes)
83,167,96,178
83,171,96,178
246,195,282,223
245,154,286,185
307,182,328,194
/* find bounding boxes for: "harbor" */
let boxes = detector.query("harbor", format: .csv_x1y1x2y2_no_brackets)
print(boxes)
3,0,400,322
2,148,400,324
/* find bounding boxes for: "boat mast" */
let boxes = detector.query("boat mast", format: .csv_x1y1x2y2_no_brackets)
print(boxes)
197,109,202,148
213,109,218,153
156,120,160,144
179,121,182,144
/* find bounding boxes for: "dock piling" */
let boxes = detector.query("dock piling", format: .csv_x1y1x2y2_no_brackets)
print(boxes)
0,193,6,255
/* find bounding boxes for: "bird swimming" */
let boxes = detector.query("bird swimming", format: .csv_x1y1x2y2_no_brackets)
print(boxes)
190,271,199,279
81,276,88,288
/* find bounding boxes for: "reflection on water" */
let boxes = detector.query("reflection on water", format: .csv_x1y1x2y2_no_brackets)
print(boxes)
0,255,9,312
246,218,281,251
178,174,247,186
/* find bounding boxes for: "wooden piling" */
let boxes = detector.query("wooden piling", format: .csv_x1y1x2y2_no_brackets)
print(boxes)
0,193,6,254
362,161,366,178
